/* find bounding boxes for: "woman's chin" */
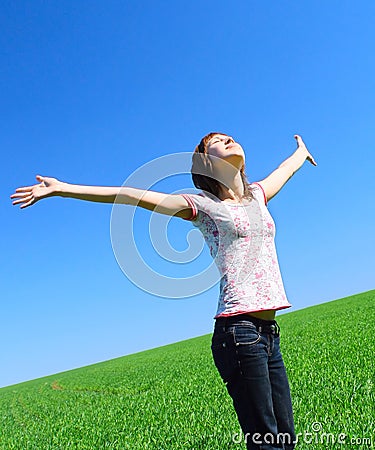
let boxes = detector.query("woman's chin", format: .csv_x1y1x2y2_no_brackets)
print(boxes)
225,154,245,170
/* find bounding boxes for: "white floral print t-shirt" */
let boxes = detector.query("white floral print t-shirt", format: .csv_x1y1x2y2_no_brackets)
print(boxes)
181,182,292,318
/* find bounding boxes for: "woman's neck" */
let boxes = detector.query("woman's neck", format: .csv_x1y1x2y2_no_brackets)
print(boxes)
217,171,244,202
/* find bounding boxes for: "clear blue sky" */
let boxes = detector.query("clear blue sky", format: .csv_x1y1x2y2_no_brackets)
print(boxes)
2,0,374,388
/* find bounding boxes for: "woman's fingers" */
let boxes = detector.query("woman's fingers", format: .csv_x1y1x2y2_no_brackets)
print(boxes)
294,134,317,166
12,181,41,192
10,177,52,208
12,197,28,205
294,135,308,151
12,187,32,193
12,194,33,207
20,197,35,209
10,187,36,202
11,193,33,206
11,191,31,199
309,156,318,166
10,188,35,207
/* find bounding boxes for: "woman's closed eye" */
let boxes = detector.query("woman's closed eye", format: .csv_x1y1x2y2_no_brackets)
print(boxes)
212,137,234,145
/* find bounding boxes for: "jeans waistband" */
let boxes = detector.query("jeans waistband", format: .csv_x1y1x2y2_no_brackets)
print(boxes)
215,314,280,335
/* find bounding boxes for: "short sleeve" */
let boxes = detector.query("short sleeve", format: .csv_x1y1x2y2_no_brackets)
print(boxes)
250,182,268,207
180,193,213,228
180,194,198,221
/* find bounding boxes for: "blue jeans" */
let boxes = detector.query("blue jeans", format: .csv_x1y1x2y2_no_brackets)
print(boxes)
211,314,296,450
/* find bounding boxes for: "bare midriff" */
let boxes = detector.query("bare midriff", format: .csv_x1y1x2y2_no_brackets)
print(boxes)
245,310,276,321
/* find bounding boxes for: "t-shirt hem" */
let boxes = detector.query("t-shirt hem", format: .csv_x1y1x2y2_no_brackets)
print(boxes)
214,304,291,319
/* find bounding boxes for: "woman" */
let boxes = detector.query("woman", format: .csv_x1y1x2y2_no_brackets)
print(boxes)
10,133,317,449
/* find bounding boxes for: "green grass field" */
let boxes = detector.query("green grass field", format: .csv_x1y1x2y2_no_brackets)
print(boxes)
1,290,374,449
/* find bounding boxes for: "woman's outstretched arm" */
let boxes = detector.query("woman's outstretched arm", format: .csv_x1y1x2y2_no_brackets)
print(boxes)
256,135,317,203
10,175,194,219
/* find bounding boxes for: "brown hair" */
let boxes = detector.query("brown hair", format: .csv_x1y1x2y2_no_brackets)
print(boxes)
191,132,255,201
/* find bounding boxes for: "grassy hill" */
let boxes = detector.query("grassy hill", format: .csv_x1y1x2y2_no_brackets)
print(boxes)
1,290,374,449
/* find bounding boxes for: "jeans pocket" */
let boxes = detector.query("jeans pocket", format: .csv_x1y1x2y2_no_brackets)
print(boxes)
211,332,238,383
233,323,261,346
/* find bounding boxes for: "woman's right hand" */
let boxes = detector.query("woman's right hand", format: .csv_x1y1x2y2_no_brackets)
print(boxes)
10,175,63,209
294,135,317,166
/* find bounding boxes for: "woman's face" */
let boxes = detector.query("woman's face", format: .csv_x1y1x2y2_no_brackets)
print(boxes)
206,134,245,169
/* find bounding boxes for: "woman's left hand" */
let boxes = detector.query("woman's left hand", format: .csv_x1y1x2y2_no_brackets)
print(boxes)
10,175,62,209
294,135,317,166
